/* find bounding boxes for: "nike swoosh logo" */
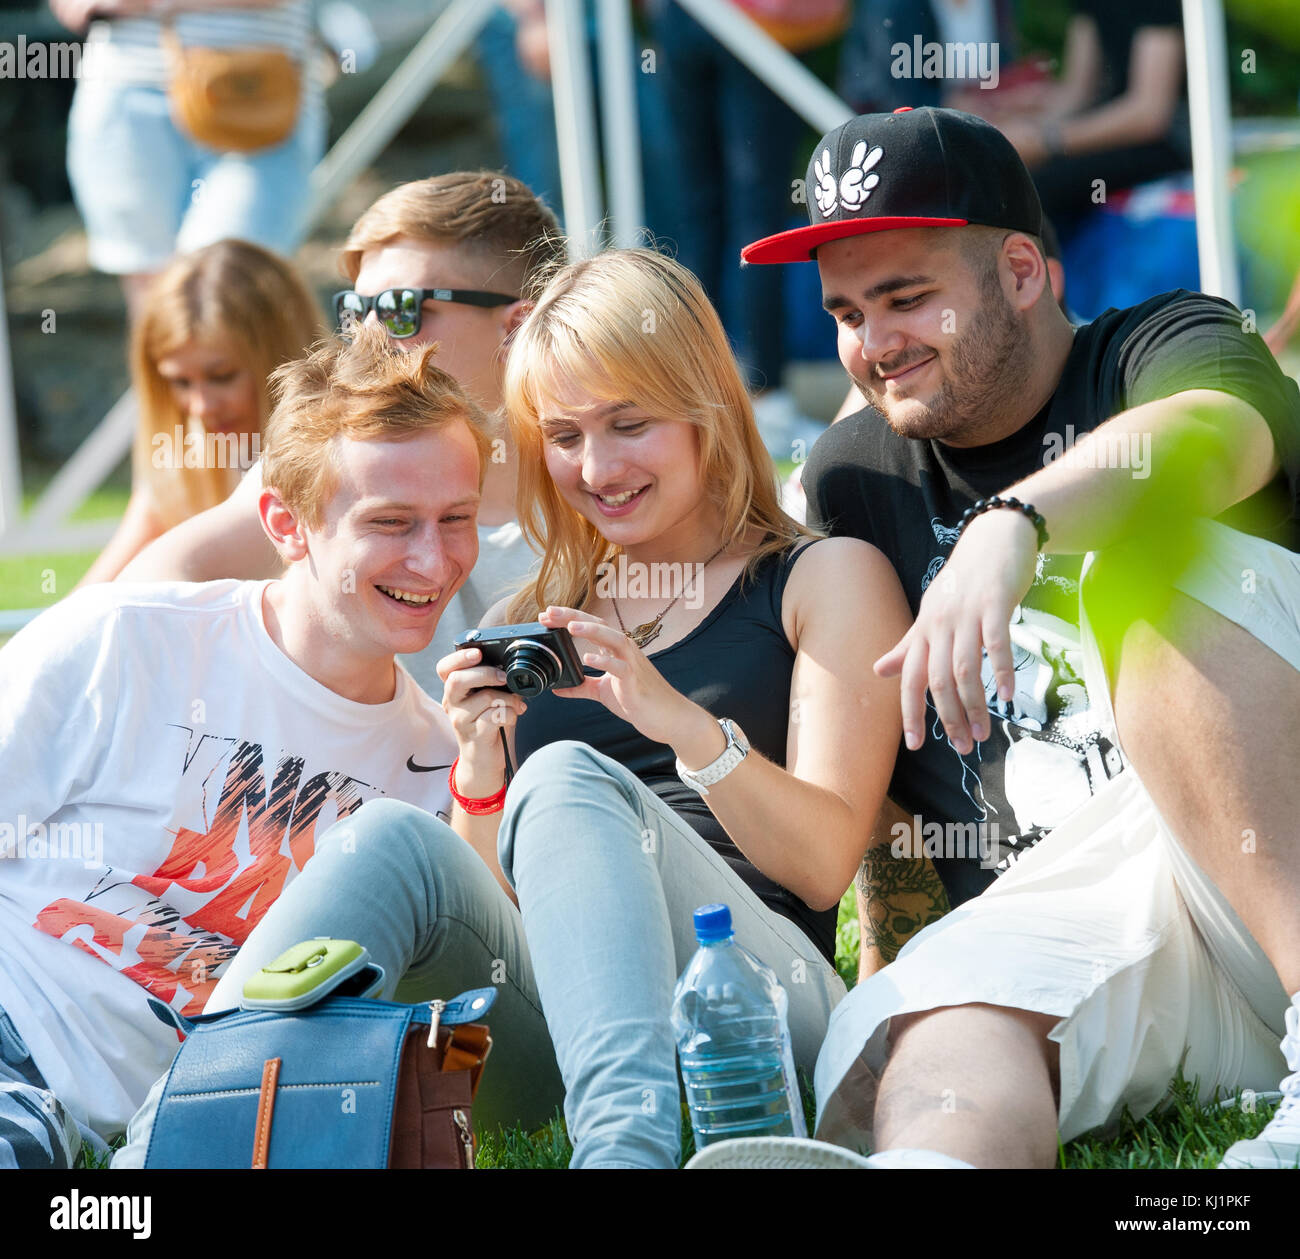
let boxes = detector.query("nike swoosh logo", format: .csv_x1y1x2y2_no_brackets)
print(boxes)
406,757,453,773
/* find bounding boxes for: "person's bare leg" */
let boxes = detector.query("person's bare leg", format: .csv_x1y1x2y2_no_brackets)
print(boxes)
1112,592,1300,994
874,1004,1060,1167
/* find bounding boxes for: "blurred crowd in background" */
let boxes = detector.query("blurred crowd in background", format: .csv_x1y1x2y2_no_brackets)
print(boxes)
1,0,1298,541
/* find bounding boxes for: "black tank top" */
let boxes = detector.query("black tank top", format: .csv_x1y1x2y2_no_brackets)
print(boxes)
512,540,837,963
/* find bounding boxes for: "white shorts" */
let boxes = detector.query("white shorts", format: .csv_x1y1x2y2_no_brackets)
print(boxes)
814,520,1300,1147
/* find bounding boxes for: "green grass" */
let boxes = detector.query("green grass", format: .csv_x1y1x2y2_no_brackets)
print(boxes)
0,483,130,620
16,480,132,522
462,892,1282,1169
0,549,101,611
1062,1076,1277,1169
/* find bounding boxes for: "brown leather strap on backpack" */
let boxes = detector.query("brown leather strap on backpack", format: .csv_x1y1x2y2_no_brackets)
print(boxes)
442,1023,493,1098
252,1056,281,1169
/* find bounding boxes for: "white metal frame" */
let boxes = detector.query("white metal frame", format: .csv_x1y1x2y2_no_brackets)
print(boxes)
0,246,20,539
1182,0,1238,303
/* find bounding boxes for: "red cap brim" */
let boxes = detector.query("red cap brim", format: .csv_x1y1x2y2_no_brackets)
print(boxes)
741,215,968,265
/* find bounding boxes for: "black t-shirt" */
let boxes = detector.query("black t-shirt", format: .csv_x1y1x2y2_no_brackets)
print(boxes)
1077,0,1182,103
1076,0,1190,156
512,542,839,964
805,290,1300,906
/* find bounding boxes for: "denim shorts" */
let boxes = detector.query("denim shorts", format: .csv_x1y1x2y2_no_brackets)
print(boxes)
67,76,327,274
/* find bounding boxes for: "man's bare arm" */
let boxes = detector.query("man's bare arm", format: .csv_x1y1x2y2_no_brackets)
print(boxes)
120,464,277,582
1014,389,1279,556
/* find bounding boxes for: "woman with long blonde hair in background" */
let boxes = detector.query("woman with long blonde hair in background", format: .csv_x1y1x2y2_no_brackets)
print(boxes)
81,239,321,584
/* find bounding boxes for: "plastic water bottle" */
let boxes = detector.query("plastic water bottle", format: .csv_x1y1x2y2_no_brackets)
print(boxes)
671,903,807,1148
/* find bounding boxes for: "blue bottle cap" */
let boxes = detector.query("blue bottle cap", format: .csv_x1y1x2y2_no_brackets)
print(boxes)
693,903,733,943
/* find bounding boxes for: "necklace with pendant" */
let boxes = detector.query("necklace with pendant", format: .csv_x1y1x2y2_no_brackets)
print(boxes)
611,543,728,649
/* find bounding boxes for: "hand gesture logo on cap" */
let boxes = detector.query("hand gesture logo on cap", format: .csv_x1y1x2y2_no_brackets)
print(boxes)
838,142,883,213
813,148,839,218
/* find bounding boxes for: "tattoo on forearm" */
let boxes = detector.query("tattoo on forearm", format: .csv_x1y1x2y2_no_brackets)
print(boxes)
856,845,950,964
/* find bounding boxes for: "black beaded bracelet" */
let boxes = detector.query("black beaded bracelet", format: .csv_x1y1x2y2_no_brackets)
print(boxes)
957,496,1049,550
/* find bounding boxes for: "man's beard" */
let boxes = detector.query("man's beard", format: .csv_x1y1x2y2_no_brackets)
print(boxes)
858,276,1034,443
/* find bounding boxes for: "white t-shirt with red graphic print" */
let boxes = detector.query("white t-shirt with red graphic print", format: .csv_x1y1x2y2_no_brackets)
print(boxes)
0,580,455,1140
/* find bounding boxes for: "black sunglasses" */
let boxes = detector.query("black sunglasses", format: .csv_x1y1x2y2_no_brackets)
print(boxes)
334,286,520,338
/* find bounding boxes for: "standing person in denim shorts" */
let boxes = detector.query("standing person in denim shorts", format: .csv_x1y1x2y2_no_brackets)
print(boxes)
54,0,325,320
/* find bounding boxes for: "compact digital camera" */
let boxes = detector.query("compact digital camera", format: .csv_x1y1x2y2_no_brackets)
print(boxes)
454,622,586,700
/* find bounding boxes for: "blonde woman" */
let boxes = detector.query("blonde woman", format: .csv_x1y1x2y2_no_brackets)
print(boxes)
82,240,321,584
439,248,911,1166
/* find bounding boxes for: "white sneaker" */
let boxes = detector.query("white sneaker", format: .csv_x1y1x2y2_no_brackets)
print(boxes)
1218,1004,1300,1169
685,1137,874,1169
684,1137,974,1169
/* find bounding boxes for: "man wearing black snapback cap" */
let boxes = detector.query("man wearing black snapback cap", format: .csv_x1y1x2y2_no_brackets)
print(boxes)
727,107,1300,1169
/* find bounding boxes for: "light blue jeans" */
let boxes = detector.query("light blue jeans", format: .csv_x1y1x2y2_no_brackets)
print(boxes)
200,798,565,1139
498,741,846,1169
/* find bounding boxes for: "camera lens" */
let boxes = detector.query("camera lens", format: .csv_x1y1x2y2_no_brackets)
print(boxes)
503,639,563,699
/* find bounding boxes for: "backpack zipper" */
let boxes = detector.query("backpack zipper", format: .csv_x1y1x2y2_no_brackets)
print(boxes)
453,1108,474,1169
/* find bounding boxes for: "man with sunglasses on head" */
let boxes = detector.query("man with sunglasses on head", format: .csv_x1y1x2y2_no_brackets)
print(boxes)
123,172,564,695
695,106,1300,1171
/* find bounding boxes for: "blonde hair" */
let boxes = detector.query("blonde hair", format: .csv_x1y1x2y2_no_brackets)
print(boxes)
262,322,492,529
502,248,818,621
340,171,564,293
130,240,323,528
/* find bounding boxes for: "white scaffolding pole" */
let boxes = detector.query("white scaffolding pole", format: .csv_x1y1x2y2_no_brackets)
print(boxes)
673,0,853,134
21,389,136,540
597,0,644,247
548,0,605,257
1182,0,1239,304
305,0,497,235
0,246,21,539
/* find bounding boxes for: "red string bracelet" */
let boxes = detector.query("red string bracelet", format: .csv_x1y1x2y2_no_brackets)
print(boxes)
448,758,507,815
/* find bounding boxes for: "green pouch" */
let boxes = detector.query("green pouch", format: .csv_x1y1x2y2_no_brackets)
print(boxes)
241,938,384,1011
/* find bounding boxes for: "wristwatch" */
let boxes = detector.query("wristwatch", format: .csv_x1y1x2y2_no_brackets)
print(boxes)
675,718,750,796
